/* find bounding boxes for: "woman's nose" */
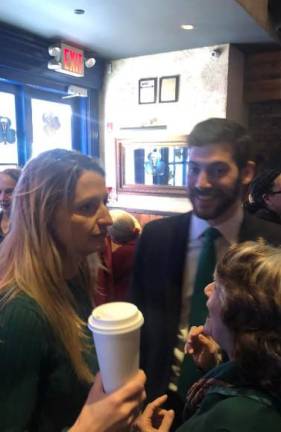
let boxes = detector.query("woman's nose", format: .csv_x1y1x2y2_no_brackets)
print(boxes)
97,204,113,227
204,282,215,298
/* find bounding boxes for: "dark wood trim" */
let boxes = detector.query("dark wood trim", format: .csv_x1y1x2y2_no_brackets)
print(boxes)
108,206,181,216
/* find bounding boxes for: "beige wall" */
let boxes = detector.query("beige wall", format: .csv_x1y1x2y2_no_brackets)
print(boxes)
100,44,246,213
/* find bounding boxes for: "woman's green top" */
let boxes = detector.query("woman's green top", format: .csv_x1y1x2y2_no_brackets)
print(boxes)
177,361,281,432
0,278,98,432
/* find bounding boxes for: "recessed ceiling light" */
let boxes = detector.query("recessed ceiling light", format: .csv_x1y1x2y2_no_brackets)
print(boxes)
181,24,194,30
74,9,85,15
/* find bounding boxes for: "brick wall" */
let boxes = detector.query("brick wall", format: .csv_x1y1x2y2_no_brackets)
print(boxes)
248,100,281,170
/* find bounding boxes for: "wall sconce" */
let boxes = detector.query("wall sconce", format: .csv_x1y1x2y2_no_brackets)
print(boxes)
85,57,96,68
48,45,62,70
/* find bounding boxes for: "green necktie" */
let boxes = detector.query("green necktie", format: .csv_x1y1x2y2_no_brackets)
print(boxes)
178,227,221,399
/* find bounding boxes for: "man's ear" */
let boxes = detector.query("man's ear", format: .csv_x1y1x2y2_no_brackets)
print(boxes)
263,193,270,207
241,161,256,186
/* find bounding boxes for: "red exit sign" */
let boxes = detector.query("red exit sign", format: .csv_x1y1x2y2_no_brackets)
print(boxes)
61,43,84,77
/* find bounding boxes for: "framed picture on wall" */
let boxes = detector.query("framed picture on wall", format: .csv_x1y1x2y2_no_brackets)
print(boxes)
138,78,157,104
159,75,179,103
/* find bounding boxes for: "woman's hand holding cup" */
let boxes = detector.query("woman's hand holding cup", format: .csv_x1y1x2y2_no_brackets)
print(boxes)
70,370,146,432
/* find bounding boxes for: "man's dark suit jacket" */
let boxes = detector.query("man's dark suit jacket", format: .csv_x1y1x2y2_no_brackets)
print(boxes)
131,211,281,402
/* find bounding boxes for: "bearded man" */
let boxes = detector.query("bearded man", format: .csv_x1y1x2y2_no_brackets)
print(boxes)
131,118,281,428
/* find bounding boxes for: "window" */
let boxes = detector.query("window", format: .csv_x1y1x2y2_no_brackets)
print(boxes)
0,92,18,167
31,98,72,157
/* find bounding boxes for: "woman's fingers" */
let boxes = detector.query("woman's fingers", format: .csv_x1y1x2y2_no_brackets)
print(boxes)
109,372,146,422
185,325,205,354
158,409,175,432
116,370,146,401
71,371,147,432
140,394,168,421
87,373,106,403
135,395,174,432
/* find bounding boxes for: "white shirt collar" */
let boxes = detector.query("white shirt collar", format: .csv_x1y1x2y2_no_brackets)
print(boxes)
190,205,243,244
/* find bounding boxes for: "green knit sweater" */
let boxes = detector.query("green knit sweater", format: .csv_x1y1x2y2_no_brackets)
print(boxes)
0,280,98,432
177,362,281,432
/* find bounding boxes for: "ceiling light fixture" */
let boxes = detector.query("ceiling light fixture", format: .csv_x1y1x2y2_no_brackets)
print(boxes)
181,24,194,30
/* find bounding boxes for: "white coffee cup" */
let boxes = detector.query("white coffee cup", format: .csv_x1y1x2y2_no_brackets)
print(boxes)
88,302,144,393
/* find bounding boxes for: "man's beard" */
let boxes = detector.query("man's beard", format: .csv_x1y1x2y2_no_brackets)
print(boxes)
188,177,242,220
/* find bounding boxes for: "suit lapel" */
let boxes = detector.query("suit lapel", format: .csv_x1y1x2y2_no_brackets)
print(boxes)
165,213,191,331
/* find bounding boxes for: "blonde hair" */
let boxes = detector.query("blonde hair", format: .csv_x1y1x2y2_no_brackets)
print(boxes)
0,149,104,383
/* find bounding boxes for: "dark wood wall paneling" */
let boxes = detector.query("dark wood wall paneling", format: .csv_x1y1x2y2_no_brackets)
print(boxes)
245,51,281,103
245,51,281,170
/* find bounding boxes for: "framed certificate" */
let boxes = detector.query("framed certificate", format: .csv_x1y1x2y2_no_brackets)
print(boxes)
159,75,179,103
138,78,157,104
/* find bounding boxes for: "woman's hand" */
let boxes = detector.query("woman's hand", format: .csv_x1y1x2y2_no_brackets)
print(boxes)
185,325,222,371
70,370,146,432
134,395,174,432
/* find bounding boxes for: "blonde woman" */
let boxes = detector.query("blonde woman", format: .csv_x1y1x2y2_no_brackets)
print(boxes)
138,241,281,432
0,149,146,431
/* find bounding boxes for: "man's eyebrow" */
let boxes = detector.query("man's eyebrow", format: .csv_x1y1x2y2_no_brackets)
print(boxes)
187,160,228,166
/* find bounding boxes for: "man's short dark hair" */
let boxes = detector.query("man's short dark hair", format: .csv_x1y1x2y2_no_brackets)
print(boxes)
188,118,254,169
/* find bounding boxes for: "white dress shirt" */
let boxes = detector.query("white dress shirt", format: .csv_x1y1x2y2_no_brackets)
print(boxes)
169,205,243,391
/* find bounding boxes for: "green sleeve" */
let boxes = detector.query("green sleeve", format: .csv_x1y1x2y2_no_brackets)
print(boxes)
177,395,281,432
0,297,49,431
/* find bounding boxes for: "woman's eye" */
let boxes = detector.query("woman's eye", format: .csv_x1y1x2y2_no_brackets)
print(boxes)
76,202,98,215
79,204,91,212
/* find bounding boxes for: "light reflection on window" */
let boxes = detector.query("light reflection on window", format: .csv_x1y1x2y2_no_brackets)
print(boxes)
0,92,18,166
31,99,72,157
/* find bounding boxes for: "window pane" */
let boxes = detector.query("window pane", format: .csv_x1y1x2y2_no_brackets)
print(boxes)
31,99,72,157
0,92,18,166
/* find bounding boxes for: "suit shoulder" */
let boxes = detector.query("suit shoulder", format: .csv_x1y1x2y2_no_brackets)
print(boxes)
142,212,191,235
241,212,281,246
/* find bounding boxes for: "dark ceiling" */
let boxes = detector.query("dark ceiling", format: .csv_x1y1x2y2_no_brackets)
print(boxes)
0,0,279,59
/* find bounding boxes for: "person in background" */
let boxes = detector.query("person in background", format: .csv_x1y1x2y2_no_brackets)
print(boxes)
0,167,21,242
109,209,141,301
0,149,145,432
93,233,114,306
131,117,281,429
137,241,281,432
246,168,281,224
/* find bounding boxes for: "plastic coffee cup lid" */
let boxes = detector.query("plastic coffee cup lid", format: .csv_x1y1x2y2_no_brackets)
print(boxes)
88,302,144,335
